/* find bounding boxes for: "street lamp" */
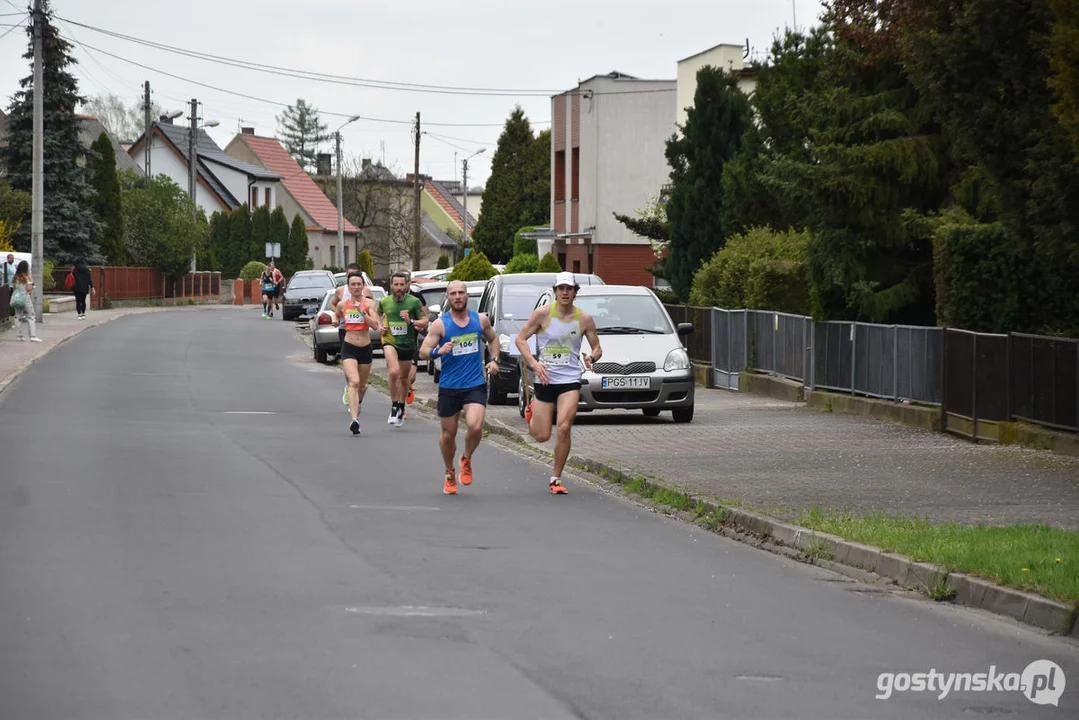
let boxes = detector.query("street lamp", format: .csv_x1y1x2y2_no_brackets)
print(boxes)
335,115,360,271
460,148,485,262
188,98,218,272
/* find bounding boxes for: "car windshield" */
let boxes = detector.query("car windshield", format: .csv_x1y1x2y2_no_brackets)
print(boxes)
467,295,481,312
574,294,673,334
289,276,333,290
420,289,447,309
501,285,547,319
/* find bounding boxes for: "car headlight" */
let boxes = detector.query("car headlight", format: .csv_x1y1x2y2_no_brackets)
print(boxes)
499,334,510,353
664,348,690,372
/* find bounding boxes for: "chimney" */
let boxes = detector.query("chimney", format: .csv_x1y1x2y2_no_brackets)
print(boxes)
362,158,372,171
241,126,255,135
316,153,332,177
158,114,173,124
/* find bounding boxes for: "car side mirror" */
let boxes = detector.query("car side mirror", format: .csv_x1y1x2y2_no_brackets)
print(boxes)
430,304,441,315
677,323,694,336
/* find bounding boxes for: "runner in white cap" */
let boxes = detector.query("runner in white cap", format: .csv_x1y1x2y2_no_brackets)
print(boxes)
514,271,602,494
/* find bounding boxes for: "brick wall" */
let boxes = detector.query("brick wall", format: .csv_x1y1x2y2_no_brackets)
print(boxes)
594,244,656,287
564,243,590,274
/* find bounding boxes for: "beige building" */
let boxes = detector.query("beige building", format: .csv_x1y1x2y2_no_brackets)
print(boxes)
676,43,758,130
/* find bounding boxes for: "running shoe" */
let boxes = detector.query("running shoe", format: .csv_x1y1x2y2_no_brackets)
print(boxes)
549,479,568,495
395,404,405,427
349,418,361,435
459,456,473,486
443,470,458,495
387,408,397,425
525,399,534,424
406,386,415,404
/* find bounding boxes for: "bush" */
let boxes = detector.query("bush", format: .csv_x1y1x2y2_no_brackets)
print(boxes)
653,288,679,304
239,260,267,281
436,253,450,269
932,214,1024,333
503,253,539,274
357,249,374,278
513,225,540,257
689,227,811,314
322,265,343,274
537,252,562,272
447,251,498,281
42,259,55,291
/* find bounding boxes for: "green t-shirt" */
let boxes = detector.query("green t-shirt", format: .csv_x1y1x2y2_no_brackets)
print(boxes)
378,293,425,348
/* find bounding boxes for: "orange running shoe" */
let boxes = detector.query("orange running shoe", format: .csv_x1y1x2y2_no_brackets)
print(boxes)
525,399,534,424
549,480,568,495
459,455,473,486
443,470,458,495
407,386,415,404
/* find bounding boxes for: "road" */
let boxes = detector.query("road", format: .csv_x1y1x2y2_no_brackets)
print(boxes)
1,308,1075,720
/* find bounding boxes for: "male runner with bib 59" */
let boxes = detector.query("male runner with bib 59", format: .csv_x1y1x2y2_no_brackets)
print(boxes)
419,280,501,495
515,271,602,494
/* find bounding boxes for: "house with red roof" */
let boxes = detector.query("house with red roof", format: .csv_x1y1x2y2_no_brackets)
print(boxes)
224,128,358,270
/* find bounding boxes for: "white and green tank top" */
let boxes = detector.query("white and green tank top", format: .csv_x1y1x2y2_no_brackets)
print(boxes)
536,304,584,384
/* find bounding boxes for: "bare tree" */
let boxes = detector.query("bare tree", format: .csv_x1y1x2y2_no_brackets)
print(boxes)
81,92,161,143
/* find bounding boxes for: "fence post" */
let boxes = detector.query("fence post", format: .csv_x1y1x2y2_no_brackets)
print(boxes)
972,333,979,442
893,325,899,401
1006,334,1013,422
940,329,948,431
851,322,858,395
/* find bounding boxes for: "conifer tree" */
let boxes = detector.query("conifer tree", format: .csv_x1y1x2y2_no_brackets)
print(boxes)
87,132,124,265
286,213,310,273
276,99,329,172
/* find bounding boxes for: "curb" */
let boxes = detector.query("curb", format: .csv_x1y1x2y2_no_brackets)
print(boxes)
361,373,1078,638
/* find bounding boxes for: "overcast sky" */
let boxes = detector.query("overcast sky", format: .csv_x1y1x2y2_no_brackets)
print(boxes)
0,0,825,188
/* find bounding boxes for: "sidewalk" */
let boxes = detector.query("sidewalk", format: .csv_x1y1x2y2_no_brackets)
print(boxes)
377,364,1079,529
0,307,159,394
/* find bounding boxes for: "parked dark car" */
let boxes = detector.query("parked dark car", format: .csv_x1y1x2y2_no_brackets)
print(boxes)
477,272,605,404
282,270,336,321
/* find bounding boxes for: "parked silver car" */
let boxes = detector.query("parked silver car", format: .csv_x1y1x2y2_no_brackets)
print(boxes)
308,286,387,364
282,270,336,321
517,285,695,422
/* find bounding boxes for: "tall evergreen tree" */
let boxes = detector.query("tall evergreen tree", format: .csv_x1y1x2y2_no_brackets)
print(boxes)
663,66,752,300
1,0,101,262
1048,0,1079,162
268,205,291,275
250,204,271,262
471,107,548,263
87,132,124,265
225,204,252,279
276,99,329,172
205,211,230,273
286,213,310,273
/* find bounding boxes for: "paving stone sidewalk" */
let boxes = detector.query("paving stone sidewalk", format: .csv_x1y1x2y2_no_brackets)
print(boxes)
370,362,1079,529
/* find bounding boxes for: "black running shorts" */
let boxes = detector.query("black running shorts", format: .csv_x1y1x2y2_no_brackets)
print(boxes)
341,340,373,365
534,382,581,404
437,384,487,418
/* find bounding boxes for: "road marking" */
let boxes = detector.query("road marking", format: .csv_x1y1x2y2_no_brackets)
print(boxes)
736,675,784,682
223,411,277,415
345,606,486,618
349,504,440,512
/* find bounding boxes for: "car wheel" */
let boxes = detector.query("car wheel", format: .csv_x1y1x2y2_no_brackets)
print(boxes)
427,359,435,375
642,408,661,417
672,406,694,424
433,365,441,384
316,346,328,364
487,371,508,405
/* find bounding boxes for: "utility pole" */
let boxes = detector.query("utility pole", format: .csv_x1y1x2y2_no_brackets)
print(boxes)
336,130,344,270
143,81,152,182
412,112,421,271
188,98,199,272
31,0,44,322
460,158,469,265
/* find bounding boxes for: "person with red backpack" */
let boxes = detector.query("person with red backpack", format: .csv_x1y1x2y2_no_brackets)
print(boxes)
68,258,95,320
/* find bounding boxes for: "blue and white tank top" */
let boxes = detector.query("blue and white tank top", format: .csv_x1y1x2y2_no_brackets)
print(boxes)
536,304,584,384
439,310,486,390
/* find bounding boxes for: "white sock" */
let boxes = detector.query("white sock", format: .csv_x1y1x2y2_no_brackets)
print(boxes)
550,476,560,485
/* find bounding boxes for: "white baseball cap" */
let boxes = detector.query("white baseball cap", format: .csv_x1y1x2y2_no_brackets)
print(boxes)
554,271,576,288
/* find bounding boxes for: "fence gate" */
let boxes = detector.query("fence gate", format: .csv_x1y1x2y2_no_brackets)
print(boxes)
712,309,747,390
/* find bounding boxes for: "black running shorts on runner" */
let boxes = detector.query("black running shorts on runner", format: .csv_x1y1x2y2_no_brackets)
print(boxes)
385,344,415,362
437,384,487,418
534,381,581,404
341,340,373,364
264,288,279,298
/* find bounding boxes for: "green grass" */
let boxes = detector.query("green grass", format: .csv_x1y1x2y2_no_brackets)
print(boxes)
798,508,1079,603
699,506,731,531
801,538,835,562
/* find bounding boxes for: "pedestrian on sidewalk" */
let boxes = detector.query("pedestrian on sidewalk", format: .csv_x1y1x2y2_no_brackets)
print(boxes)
419,280,501,495
11,260,41,342
71,258,94,320
515,272,602,494
1,253,15,287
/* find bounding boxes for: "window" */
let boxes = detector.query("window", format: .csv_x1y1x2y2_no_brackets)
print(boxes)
344,246,350,265
251,187,258,207
557,252,567,270
554,150,566,202
571,148,579,200
329,246,336,264
573,260,581,273
264,187,271,207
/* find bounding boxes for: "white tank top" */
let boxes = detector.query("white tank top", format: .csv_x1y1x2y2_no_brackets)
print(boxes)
536,305,584,384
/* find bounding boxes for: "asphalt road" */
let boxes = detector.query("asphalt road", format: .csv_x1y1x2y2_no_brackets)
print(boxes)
1,308,1076,720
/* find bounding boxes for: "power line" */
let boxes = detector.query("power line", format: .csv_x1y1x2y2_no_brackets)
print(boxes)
0,18,23,41
57,16,560,97
0,0,24,14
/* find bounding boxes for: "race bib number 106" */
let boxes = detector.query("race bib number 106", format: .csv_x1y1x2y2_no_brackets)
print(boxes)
453,333,479,356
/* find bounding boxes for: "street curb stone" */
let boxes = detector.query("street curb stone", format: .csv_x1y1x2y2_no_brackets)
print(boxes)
364,374,1079,637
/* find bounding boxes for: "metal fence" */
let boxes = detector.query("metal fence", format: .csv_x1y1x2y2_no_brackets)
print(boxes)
661,303,1076,434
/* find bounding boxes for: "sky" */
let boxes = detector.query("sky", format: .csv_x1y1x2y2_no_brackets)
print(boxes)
0,0,826,189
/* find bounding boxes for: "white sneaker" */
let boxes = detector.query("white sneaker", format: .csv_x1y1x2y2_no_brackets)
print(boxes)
29,337,42,343
387,410,397,425
78,315,85,320
395,411,405,428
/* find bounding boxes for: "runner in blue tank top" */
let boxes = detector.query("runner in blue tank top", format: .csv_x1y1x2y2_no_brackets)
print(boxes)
419,280,501,495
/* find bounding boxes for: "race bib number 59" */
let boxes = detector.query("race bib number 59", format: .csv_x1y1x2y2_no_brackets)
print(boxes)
540,345,571,365
452,333,479,356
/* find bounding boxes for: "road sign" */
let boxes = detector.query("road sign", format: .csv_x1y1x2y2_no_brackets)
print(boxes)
266,243,281,259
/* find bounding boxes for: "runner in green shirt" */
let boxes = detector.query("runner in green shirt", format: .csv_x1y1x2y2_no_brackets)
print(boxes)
379,271,428,427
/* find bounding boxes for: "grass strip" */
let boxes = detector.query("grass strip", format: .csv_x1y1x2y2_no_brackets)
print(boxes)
798,508,1079,603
